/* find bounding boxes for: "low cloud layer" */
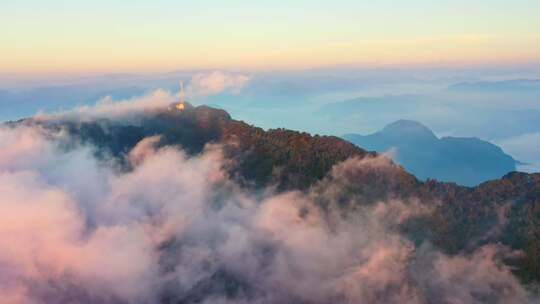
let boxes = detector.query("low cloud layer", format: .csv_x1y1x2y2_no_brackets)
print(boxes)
0,100,537,303
36,89,177,122
497,132,540,173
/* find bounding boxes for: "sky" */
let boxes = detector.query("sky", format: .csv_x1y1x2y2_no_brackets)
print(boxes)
2,0,540,74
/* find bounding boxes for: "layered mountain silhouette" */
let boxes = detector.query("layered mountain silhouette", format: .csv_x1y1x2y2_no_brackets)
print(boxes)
10,103,540,301
449,79,540,93
343,120,517,186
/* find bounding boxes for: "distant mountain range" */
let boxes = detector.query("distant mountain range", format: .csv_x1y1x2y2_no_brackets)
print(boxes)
343,120,517,186
449,79,540,93
317,95,420,118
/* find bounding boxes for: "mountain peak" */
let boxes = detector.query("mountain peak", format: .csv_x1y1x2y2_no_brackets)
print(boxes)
381,119,437,141
344,119,517,186
168,101,194,112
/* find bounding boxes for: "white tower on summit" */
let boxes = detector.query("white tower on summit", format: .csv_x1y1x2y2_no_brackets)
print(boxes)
179,81,185,103
176,81,186,111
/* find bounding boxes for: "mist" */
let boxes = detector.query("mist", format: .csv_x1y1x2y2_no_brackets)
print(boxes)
0,100,537,303
1,67,539,171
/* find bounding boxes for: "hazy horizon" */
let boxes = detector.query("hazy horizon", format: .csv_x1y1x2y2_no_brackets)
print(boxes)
3,65,540,173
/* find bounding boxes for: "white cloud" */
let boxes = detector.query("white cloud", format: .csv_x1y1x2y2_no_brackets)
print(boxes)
36,89,176,122
0,114,534,303
188,71,251,97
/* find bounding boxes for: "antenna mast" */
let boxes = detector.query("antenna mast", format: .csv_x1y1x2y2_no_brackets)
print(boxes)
179,81,185,103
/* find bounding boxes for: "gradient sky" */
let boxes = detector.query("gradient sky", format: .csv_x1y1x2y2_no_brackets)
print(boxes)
2,0,540,73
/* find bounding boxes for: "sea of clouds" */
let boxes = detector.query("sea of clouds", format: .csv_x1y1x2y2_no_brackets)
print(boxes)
0,96,536,303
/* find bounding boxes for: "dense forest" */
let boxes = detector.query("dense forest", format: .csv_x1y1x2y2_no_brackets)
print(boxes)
16,103,540,286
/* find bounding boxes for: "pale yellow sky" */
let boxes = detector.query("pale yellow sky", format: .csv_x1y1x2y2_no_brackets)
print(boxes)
2,0,539,74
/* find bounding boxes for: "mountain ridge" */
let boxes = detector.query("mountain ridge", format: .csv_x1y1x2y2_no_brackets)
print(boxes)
344,119,517,186
8,103,540,296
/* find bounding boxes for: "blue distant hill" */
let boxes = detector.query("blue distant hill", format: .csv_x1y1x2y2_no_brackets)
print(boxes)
343,120,517,186
449,79,540,93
